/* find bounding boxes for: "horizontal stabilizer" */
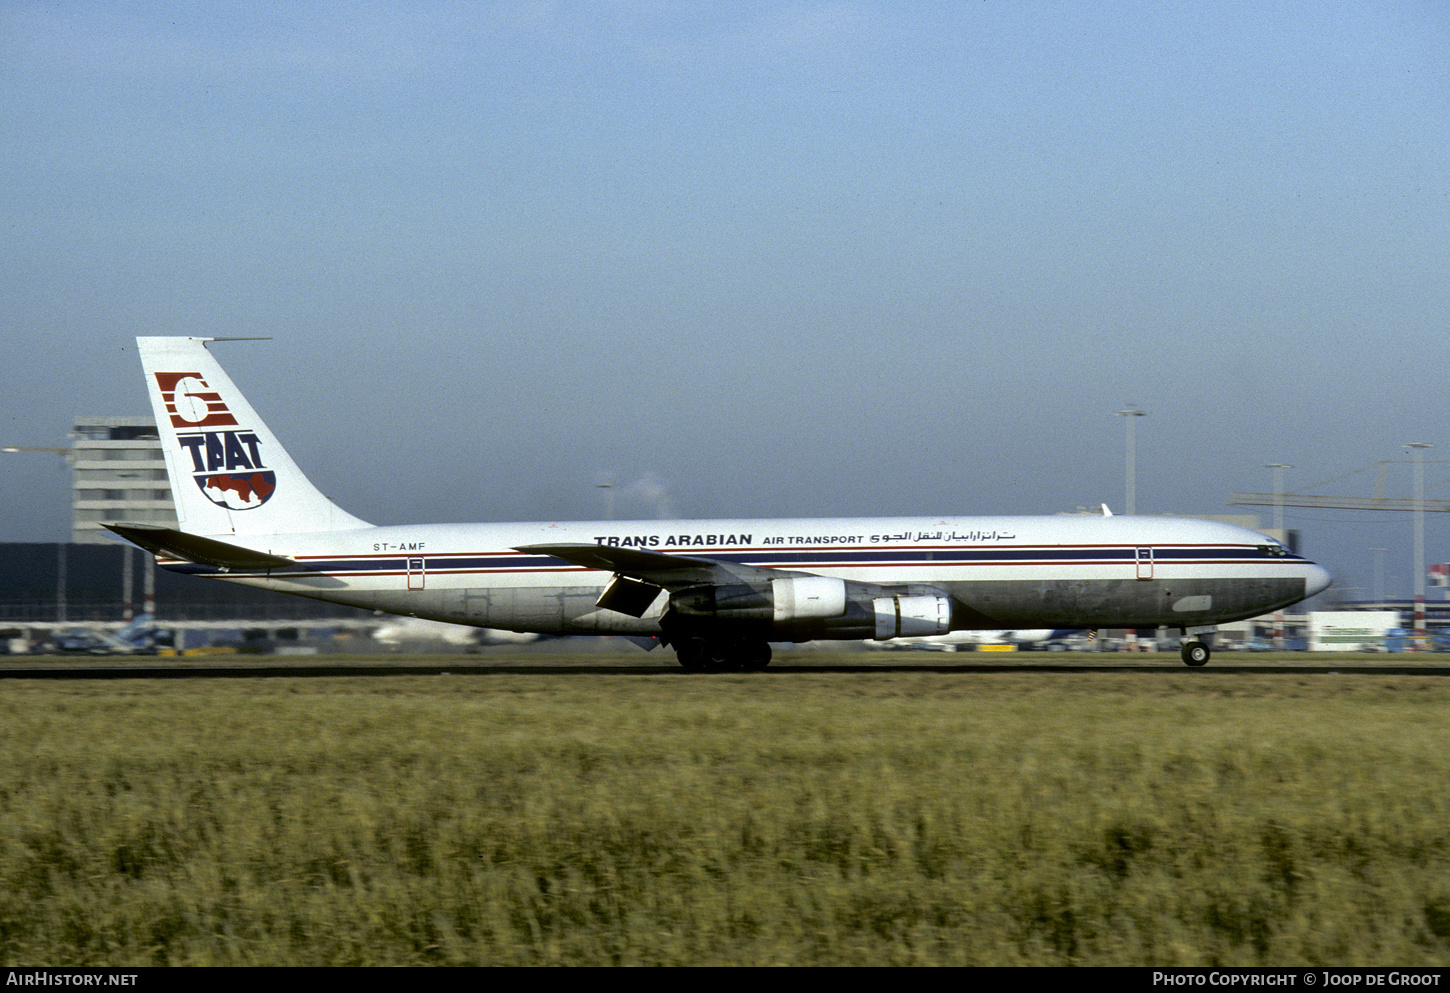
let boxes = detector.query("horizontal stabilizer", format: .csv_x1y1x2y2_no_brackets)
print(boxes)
103,523,294,571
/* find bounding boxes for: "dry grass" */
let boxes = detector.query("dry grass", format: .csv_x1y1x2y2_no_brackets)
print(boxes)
1,658,1448,965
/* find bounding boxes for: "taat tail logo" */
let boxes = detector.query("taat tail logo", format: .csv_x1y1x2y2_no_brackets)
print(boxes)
197,471,276,511
153,372,239,428
157,372,276,511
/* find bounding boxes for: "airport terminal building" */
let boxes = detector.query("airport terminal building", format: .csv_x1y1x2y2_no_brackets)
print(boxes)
0,541,371,625
68,415,177,544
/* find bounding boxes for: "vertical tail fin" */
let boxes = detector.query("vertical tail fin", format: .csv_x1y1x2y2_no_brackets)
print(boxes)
135,337,371,536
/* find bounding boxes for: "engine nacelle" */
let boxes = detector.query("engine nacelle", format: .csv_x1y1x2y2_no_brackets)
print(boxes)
872,595,953,639
771,576,847,622
669,576,848,622
663,578,954,643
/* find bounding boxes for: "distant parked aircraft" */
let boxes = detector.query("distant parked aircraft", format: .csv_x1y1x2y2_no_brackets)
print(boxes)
866,629,1065,652
370,616,539,650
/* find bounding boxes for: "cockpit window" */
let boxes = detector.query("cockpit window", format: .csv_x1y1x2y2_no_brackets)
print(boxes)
1257,544,1288,558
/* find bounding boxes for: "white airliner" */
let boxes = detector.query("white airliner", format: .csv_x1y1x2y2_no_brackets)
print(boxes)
371,617,538,650
106,337,1331,670
866,629,1062,652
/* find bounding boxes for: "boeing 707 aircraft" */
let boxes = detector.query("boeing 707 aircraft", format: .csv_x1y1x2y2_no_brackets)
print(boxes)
105,337,1331,670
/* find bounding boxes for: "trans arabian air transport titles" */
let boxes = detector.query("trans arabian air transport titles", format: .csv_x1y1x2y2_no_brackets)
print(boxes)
105,337,1332,670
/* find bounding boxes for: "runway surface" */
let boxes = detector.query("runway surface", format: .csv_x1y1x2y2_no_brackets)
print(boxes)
5,656,1450,679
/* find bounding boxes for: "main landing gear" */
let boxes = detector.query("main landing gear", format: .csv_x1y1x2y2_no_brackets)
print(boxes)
674,637,773,672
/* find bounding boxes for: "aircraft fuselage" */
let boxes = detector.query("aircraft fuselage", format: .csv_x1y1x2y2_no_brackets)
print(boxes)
158,514,1327,639
117,337,1332,671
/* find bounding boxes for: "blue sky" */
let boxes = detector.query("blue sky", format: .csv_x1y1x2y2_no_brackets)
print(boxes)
2,1,1448,599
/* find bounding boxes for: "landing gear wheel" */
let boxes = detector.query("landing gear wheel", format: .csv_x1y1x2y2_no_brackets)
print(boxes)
703,641,735,672
677,637,773,672
1181,641,1210,667
737,640,772,672
675,639,708,671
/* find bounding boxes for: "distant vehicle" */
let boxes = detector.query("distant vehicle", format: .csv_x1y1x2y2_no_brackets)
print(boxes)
42,614,164,655
104,337,1332,670
1308,611,1398,652
1052,633,1105,652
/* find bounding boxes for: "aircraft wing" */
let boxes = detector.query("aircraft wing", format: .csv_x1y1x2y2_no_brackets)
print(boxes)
515,543,791,589
103,523,295,571
518,542,956,638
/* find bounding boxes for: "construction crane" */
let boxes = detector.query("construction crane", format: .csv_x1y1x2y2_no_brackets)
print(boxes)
1229,459,1450,513
1232,456,1447,648
2,445,72,455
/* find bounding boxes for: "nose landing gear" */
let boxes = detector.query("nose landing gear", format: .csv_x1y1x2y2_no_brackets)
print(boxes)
1179,626,1215,666
1180,640,1211,666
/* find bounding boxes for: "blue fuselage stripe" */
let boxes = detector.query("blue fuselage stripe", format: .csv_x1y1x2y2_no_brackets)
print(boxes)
161,544,1305,578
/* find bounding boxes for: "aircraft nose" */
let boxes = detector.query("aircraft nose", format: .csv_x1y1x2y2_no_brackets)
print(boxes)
1305,563,1332,598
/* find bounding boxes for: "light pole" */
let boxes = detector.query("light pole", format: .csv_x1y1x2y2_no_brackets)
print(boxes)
1266,464,1292,646
1117,407,1146,515
1265,463,1292,539
1407,443,1432,647
1371,548,1387,605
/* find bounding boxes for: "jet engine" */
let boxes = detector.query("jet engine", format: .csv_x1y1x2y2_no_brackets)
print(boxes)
667,578,845,622
771,576,847,621
662,576,953,641
871,595,953,639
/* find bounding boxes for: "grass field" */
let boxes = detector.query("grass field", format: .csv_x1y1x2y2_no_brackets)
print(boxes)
2,652,1449,965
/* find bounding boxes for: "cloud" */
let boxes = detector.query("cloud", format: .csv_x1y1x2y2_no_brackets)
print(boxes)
594,471,677,520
